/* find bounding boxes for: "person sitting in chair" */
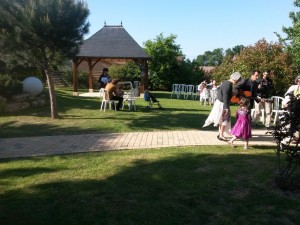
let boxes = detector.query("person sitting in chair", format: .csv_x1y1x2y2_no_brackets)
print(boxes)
105,79,123,111
98,68,111,89
283,75,300,107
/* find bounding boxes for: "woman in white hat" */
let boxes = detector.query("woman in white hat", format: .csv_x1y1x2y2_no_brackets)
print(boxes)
203,72,242,141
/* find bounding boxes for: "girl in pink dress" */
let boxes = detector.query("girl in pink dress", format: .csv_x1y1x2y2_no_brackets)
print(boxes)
228,98,252,149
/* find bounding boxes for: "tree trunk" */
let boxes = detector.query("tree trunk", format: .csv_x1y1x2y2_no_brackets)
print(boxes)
45,69,59,119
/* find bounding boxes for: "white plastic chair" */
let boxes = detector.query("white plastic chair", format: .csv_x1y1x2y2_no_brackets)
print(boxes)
122,89,136,111
184,85,194,99
194,85,200,100
251,108,265,124
133,87,139,98
171,84,180,98
118,81,133,90
133,81,140,97
271,96,286,125
178,84,186,99
133,81,140,88
209,89,218,105
199,88,210,105
99,88,105,98
100,90,118,112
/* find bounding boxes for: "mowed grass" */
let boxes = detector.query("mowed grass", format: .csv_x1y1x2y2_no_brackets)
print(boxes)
1,88,298,225
1,146,299,225
0,88,220,138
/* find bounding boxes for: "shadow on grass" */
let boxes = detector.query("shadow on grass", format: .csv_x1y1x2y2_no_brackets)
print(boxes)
0,89,242,137
0,121,90,137
0,167,62,179
126,111,210,131
0,109,211,137
0,89,102,118
0,150,299,225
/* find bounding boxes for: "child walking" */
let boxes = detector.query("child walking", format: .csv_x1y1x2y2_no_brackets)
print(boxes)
228,98,252,149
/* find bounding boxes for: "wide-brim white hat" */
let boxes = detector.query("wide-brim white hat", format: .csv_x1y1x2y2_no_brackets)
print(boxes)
230,72,242,81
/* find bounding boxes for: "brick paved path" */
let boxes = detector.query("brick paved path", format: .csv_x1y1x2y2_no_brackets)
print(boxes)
0,129,275,159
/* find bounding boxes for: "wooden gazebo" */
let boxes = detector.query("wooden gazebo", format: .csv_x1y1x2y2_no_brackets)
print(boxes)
72,24,151,95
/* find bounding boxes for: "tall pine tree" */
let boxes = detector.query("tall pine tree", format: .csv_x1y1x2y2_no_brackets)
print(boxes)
0,0,89,118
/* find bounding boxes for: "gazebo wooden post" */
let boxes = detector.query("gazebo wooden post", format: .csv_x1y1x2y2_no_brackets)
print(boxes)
144,60,149,90
72,57,85,96
140,60,149,95
72,59,79,96
87,58,94,92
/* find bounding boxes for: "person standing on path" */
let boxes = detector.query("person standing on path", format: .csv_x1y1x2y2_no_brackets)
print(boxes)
228,98,252,149
203,72,242,141
253,70,273,128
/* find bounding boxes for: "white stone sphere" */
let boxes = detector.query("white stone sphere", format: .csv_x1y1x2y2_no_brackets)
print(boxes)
23,77,43,96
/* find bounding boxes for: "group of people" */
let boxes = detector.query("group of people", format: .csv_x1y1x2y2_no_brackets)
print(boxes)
203,70,274,149
99,66,299,147
98,68,123,111
198,79,219,104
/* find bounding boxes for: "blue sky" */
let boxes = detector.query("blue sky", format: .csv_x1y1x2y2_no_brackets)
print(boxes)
85,0,295,60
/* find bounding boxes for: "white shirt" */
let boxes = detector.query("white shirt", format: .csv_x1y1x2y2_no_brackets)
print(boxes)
101,77,109,84
283,84,300,105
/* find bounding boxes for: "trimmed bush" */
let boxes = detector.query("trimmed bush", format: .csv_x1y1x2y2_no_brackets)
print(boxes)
0,74,23,98
0,95,7,113
65,70,88,88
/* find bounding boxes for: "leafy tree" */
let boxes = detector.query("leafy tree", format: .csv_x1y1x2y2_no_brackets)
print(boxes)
175,59,205,86
0,0,89,118
213,39,293,95
196,46,245,67
196,48,224,66
144,33,182,89
278,0,300,70
109,62,141,82
224,45,245,60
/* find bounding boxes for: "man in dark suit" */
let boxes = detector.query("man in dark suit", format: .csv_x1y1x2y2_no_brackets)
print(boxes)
233,70,261,110
254,70,273,127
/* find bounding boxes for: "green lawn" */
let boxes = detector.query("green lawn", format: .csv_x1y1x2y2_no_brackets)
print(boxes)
0,88,226,138
1,146,299,225
1,88,298,225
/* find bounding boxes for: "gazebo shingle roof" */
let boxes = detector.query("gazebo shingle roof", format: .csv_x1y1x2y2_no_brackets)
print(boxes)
77,25,150,59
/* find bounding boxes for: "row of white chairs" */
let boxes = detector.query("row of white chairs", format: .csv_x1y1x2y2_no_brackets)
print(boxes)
170,84,218,105
171,84,196,99
251,96,286,125
171,84,286,125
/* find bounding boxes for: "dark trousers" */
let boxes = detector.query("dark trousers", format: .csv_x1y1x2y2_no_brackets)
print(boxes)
111,96,123,110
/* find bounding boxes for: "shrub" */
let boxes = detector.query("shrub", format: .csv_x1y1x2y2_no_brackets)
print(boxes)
272,93,300,190
0,74,23,98
65,70,88,88
109,62,141,82
0,95,7,113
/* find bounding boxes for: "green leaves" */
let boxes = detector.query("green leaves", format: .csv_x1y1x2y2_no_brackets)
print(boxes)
144,34,183,89
280,0,300,69
0,0,90,68
0,0,90,118
213,39,293,95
